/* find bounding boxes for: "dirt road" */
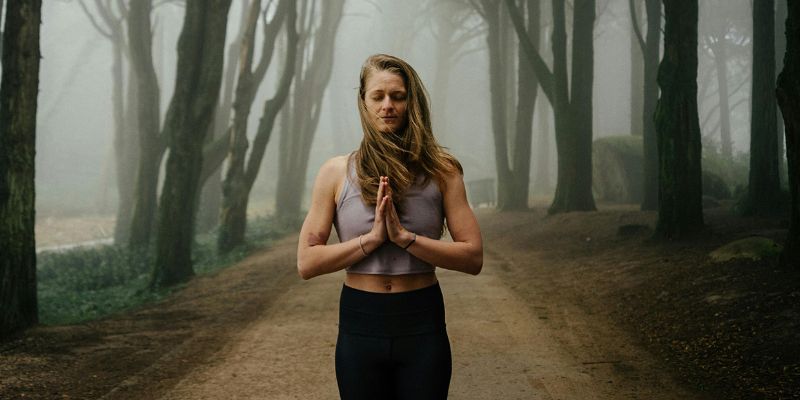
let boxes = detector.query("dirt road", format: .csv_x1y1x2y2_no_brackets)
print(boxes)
123,230,701,399
3,210,713,399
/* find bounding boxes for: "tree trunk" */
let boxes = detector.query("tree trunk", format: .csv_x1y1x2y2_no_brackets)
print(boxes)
712,39,733,158
508,0,540,210
218,0,297,253
482,0,512,210
114,64,139,245
504,0,596,213
776,0,787,188
431,4,457,144
641,0,661,211
0,0,41,338
533,89,552,193
151,0,232,288
630,0,644,137
275,0,344,219
776,0,800,268
197,0,251,233
654,0,704,239
549,0,597,214
127,0,164,250
745,0,781,216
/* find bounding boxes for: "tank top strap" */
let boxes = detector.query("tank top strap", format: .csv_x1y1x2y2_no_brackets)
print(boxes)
337,155,357,210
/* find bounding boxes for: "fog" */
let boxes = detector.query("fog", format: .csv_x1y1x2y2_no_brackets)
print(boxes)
35,0,768,221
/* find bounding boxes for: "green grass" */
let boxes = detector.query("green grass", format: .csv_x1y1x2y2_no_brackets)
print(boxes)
37,215,299,325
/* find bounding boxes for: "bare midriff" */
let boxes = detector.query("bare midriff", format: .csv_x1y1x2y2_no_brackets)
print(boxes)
345,271,438,293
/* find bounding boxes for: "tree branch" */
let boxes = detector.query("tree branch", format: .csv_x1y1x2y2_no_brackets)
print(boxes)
78,0,113,38
628,0,646,54
503,0,555,102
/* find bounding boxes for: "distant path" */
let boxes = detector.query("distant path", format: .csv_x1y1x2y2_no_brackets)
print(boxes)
144,236,701,399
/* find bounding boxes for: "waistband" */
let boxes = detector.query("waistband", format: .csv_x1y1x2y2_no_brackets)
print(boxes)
338,283,446,337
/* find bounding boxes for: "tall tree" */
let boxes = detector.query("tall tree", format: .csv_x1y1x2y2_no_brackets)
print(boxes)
505,0,597,213
77,0,139,245
745,0,781,216
776,0,787,188
151,0,232,288
629,0,644,137
482,0,540,211
0,0,41,337
127,0,164,249
196,0,252,233
508,0,541,209
427,0,484,144
217,0,298,253
274,0,345,219
776,0,800,268
698,0,751,158
532,86,552,193
653,0,704,239
478,0,512,209
630,0,661,210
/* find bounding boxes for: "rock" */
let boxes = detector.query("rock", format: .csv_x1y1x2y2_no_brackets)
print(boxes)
592,135,644,203
709,236,783,263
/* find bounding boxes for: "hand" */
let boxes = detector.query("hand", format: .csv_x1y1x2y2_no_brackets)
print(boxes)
384,181,415,248
364,176,389,251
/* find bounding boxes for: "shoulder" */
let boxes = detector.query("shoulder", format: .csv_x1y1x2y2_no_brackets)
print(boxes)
314,155,350,202
317,154,349,181
438,159,465,190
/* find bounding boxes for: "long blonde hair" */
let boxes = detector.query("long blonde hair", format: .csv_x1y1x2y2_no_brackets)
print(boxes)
354,54,462,207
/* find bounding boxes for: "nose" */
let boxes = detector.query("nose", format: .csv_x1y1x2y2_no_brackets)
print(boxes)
380,96,394,112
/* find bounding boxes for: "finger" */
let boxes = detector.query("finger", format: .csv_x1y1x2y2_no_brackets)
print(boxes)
377,195,388,217
376,178,385,204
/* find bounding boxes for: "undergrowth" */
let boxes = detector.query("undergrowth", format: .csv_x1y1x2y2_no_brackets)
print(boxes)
37,215,299,325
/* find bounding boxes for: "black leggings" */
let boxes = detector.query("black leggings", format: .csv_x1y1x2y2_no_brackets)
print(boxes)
335,282,452,400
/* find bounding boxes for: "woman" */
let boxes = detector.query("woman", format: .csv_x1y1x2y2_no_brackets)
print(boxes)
297,54,483,400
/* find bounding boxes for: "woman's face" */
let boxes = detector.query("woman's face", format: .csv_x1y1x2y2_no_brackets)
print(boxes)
364,70,408,134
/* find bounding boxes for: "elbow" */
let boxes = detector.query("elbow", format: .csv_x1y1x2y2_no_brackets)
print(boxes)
470,258,483,276
465,248,483,275
296,257,315,280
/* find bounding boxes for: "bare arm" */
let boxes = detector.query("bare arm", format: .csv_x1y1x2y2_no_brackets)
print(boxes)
296,158,389,280
384,172,483,275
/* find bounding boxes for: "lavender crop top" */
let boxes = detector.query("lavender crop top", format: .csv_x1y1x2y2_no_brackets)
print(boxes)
333,159,444,275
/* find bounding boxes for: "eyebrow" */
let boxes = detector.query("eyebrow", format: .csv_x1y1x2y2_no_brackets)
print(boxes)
368,88,406,94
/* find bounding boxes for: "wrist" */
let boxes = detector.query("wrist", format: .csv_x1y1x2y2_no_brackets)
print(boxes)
399,231,416,250
363,232,383,254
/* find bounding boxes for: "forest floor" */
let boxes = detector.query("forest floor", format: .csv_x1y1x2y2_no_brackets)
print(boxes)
1,203,798,399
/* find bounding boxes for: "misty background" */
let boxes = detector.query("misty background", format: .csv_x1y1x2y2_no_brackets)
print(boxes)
37,0,767,223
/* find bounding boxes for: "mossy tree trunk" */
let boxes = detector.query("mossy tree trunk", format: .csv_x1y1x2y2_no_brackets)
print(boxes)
745,0,782,216
0,0,41,338
218,0,298,254
653,0,704,239
776,1,800,268
151,0,232,288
